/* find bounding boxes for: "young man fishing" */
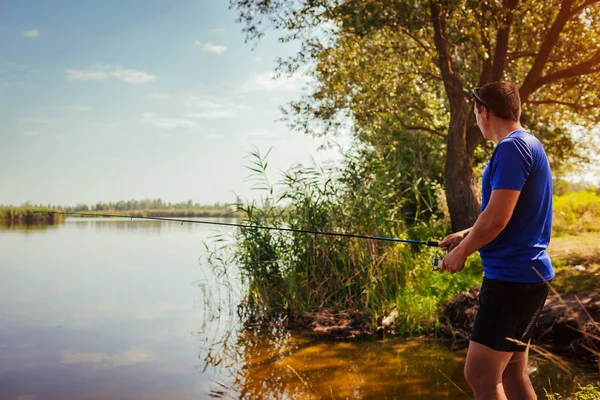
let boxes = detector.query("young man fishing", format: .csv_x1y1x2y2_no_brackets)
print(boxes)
439,82,554,400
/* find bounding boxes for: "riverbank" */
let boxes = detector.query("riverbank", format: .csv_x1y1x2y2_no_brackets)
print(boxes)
0,207,64,224
286,233,600,369
440,232,600,361
0,206,241,223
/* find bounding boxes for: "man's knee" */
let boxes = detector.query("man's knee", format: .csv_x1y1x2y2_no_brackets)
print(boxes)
502,352,529,384
502,365,528,383
465,362,501,390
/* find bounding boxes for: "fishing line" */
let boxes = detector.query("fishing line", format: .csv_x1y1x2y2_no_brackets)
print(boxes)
38,211,440,247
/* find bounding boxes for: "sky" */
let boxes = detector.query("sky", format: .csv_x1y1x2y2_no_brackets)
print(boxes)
0,0,346,206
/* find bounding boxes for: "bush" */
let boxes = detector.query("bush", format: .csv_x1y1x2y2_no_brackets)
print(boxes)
553,191,600,236
207,147,481,334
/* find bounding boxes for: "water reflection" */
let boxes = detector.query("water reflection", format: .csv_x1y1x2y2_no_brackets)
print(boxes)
206,332,466,399
199,327,597,400
0,222,61,233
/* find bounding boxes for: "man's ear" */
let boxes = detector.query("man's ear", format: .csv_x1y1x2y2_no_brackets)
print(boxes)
482,107,490,121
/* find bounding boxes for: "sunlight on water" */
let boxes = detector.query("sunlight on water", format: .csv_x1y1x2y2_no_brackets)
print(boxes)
0,219,596,399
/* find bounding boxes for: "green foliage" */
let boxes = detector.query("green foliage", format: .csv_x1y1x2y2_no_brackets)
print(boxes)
233,0,600,229
0,206,64,224
208,147,481,333
235,0,600,158
545,384,600,400
574,384,600,400
553,190,600,236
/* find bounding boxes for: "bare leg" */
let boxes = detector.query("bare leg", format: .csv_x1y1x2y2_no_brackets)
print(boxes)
465,341,514,400
502,344,537,400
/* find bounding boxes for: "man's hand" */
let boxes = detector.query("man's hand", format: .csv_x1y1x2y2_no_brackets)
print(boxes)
439,229,470,252
441,247,468,274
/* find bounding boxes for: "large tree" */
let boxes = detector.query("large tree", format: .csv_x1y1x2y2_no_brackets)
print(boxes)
232,0,600,231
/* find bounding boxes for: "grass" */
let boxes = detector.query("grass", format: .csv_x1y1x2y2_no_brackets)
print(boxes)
553,191,600,236
545,384,600,399
547,232,600,295
543,231,600,398
207,148,481,335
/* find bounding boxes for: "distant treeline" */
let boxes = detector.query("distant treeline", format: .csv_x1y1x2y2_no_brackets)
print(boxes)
64,199,237,214
0,199,240,223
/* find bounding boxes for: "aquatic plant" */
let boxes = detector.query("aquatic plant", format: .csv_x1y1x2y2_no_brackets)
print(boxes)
207,146,481,334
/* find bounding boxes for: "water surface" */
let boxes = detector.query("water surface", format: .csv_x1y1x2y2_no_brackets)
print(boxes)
0,219,595,399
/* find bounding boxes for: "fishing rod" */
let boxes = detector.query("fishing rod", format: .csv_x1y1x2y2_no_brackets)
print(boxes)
38,210,440,247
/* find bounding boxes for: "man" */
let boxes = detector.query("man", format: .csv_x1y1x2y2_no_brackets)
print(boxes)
440,81,554,400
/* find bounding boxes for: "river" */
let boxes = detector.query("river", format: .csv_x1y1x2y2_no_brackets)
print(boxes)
0,218,594,399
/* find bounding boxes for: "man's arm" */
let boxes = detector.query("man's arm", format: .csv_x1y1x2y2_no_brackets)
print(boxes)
441,189,521,274
440,227,472,252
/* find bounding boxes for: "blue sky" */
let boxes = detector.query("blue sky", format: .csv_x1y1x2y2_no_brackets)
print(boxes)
0,0,344,206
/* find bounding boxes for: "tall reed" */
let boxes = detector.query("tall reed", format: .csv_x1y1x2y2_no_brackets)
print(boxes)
208,147,481,334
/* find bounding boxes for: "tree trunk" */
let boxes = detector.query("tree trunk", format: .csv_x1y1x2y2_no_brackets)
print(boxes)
445,108,482,232
429,0,483,232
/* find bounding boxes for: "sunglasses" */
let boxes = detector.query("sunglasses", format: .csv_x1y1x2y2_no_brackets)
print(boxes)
472,87,490,110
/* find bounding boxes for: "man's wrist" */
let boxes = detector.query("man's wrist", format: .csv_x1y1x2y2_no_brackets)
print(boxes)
454,242,471,260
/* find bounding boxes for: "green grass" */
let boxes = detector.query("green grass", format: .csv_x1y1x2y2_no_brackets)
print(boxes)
545,384,600,400
547,232,600,295
553,191,600,236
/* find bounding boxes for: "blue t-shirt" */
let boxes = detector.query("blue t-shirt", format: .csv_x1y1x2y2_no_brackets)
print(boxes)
479,129,554,283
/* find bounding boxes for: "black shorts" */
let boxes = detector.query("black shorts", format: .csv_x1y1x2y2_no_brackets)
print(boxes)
471,277,550,352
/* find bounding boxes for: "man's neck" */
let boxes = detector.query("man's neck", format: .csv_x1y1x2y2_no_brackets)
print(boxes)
490,121,523,144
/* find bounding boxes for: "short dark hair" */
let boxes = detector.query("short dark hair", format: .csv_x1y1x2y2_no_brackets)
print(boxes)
473,82,521,122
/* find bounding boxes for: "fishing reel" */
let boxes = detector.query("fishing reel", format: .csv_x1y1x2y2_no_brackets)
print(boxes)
431,254,444,271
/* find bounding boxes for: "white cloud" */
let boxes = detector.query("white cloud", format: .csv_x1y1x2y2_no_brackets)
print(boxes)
196,41,227,55
141,112,197,130
66,65,157,84
150,92,171,100
61,348,154,368
22,30,40,38
182,94,247,119
242,71,306,92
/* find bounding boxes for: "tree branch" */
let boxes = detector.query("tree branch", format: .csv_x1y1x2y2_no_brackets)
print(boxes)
519,0,574,100
475,6,493,85
537,49,600,86
568,0,600,17
490,0,520,81
399,120,447,138
400,27,433,55
527,99,600,110
428,0,465,111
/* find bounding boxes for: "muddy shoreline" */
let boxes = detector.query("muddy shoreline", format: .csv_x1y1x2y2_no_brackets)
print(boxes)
259,286,599,368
